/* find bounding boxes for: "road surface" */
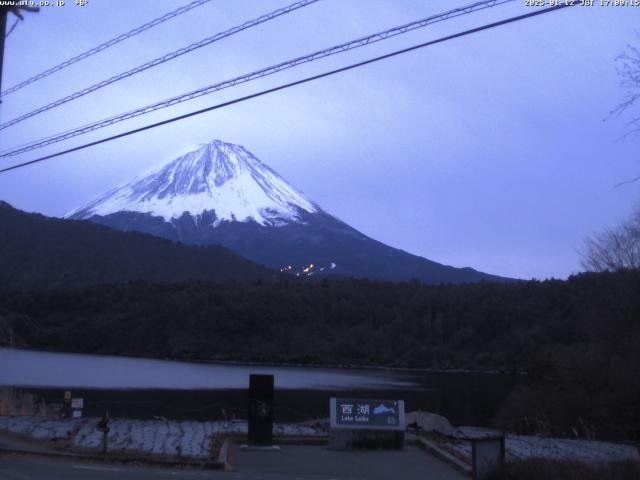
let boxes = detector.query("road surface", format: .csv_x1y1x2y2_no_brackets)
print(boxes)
0,445,466,479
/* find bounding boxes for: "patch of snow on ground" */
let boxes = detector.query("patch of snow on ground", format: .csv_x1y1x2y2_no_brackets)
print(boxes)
0,416,321,460
0,416,83,440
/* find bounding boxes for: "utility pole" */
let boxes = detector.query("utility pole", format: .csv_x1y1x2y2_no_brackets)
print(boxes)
0,8,7,98
0,6,39,103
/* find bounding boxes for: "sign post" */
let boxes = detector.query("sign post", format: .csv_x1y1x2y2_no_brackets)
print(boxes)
248,374,274,447
62,390,72,418
329,398,405,449
471,435,505,480
97,413,110,455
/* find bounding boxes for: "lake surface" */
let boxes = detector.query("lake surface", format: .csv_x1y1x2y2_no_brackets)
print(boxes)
0,348,518,425
0,348,418,390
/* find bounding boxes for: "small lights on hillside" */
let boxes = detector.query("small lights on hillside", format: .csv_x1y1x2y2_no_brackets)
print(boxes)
279,262,328,276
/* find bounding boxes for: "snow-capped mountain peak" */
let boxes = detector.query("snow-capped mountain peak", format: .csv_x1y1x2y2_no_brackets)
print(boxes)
67,140,319,226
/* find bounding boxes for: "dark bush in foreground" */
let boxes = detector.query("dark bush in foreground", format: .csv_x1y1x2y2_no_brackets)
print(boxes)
488,458,640,480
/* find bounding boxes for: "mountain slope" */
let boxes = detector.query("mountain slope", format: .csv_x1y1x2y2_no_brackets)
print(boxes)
0,201,272,290
69,140,509,284
67,140,318,227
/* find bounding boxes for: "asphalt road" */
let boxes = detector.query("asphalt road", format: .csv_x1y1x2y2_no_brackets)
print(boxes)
0,446,467,480
0,454,227,480
233,445,467,479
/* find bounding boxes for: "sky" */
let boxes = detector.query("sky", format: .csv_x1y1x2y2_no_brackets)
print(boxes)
1,0,639,280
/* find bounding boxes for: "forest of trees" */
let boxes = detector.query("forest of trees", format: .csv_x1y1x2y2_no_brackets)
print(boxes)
1,270,639,440
0,201,273,289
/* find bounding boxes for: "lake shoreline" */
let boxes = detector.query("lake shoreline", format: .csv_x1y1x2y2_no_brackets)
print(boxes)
0,347,517,426
2,346,526,376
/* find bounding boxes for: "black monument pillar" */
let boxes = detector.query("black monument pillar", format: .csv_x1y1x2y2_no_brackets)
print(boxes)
248,374,274,446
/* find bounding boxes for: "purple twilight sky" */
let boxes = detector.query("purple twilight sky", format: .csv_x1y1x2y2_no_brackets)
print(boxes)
0,0,639,280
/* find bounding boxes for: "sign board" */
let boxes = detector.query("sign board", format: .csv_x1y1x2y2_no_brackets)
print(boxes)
71,398,84,409
72,410,83,418
329,398,405,449
330,398,404,430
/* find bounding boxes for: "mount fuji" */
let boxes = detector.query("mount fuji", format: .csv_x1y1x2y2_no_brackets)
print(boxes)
68,140,506,283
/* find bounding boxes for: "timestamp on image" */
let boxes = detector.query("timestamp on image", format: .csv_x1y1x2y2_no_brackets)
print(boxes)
525,0,640,6
9,0,90,6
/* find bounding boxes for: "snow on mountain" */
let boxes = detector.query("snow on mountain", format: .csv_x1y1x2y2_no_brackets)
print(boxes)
67,140,319,227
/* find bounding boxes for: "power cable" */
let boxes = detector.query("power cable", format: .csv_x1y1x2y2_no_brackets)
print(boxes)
0,0,320,130
0,0,214,97
0,0,516,157
0,3,576,175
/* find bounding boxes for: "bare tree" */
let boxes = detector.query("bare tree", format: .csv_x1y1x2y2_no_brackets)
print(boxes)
613,38,640,133
581,207,640,272
610,39,640,187
584,41,640,267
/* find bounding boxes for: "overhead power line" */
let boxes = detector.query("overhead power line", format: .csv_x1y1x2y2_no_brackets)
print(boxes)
0,0,214,98
0,3,576,175
0,0,516,157
0,0,320,131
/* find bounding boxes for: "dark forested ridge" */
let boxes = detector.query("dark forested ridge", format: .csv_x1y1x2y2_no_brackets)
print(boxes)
1,270,639,439
0,201,273,288
85,208,511,284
